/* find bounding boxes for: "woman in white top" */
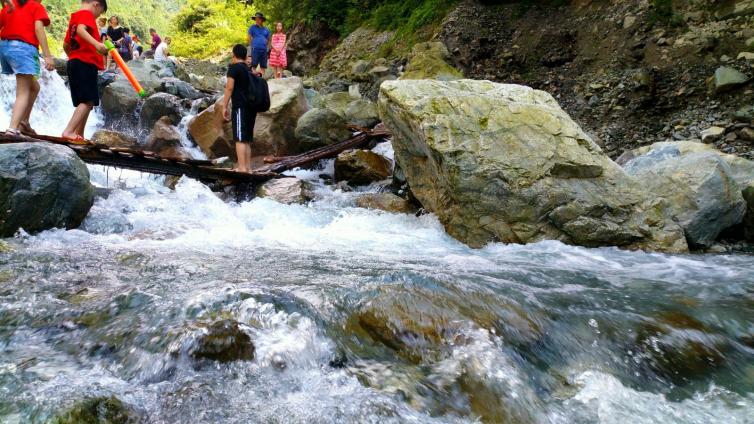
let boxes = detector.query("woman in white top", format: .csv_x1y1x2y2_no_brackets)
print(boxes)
154,36,171,62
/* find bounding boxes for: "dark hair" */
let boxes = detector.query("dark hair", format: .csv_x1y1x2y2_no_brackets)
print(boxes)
84,0,108,13
149,28,156,33
123,27,130,33
232,44,247,60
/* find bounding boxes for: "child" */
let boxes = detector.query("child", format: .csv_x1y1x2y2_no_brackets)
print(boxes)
0,0,56,136
61,0,108,143
119,27,132,62
269,22,287,79
222,44,256,173
97,16,107,39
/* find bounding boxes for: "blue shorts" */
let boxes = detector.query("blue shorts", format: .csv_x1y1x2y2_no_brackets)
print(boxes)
250,48,268,69
0,40,40,77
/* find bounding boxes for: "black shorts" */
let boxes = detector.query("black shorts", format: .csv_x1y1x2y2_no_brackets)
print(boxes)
67,59,100,107
231,107,256,143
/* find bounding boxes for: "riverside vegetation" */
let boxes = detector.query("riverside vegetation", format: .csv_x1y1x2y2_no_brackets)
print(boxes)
1,0,754,422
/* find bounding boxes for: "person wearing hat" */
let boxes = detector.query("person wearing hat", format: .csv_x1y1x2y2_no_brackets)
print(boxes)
246,12,270,76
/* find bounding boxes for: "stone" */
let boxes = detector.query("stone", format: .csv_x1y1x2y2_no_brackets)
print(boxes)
295,108,352,151
189,320,255,363
738,52,754,61
739,127,754,141
158,77,203,100
313,91,353,117
624,149,746,248
710,66,750,94
351,59,371,77
320,28,394,77
146,117,190,159
355,193,414,214
349,84,362,100
747,37,754,50
345,99,380,128
256,178,314,204
379,79,687,252
401,42,463,81
0,143,94,237
734,105,754,122
334,150,392,186
139,92,183,130
252,77,309,157
49,396,140,424
700,126,726,143
623,15,637,29
369,65,391,79
743,183,754,241
53,57,68,76
187,97,235,160
90,130,139,149
100,80,139,124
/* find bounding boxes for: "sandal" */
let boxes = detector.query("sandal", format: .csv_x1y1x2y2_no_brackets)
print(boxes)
18,121,37,136
62,134,89,145
4,128,21,137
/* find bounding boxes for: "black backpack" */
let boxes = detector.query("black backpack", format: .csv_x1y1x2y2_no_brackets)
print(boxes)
245,71,270,113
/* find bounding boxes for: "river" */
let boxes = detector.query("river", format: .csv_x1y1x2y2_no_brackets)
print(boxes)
0,72,753,423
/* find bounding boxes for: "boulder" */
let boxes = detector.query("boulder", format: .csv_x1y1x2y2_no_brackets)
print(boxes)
320,28,394,77
700,126,726,143
334,150,392,186
146,117,190,159
53,57,67,76
50,396,141,424
379,80,687,251
255,177,314,204
295,108,352,151
0,143,94,237
139,92,183,130
709,66,750,94
189,320,255,363
401,42,463,81
355,193,415,214
188,97,235,160
313,91,353,117
252,77,309,157
123,59,173,93
100,80,139,124
90,130,139,149
345,99,380,128
158,77,203,100
624,148,746,248
744,183,754,241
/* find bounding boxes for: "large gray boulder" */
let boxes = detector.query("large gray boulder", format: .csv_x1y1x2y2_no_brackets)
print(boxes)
624,147,746,248
158,77,203,100
378,80,688,252
252,77,309,157
146,116,190,159
100,80,139,124
295,108,351,151
188,97,235,160
0,143,94,237
139,92,183,129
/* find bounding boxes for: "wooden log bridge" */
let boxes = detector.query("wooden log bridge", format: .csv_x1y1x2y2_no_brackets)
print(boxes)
0,127,389,186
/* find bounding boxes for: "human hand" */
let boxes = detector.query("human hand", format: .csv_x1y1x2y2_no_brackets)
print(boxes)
245,56,251,67
95,42,109,55
222,105,230,122
43,56,55,71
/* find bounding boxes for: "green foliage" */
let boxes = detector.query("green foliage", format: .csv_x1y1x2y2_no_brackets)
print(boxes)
42,0,178,54
650,0,684,27
170,0,258,59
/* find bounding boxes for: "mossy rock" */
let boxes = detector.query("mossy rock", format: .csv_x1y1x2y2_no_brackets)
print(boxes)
49,396,140,424
0,240,12,253
400,42,462,81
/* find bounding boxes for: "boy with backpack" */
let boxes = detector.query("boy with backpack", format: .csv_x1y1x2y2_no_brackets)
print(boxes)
222,43,270,173
61,0,108,143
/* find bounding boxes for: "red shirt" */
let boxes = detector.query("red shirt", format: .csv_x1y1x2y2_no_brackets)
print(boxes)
65,9,103,70
0,0,50,48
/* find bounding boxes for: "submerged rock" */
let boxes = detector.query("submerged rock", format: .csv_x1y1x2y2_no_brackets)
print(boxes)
379,80,687,252
49,396,140,424
355,193,415,214
295,108,351,151
0,143,94,237
255,177,314,205
189,320,255,363
625,148,746,248
334,150,392,186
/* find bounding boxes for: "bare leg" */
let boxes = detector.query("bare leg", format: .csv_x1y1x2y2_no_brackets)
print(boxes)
20,78,40,130
62,103,93,138
244,141,252,172
235,142,248,172
9,75,34,130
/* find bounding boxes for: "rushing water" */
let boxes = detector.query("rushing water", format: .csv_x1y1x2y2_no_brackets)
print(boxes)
1,76,753,424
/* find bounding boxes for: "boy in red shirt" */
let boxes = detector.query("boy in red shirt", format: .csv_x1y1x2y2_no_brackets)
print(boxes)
0,0,56,136
61,0,108,142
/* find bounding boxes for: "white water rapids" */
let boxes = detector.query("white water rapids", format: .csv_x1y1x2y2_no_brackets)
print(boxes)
0,73,753,423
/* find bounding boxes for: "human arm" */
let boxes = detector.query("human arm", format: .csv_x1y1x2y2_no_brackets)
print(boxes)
76,24,108,55
34,20,55,71
222,77,235,121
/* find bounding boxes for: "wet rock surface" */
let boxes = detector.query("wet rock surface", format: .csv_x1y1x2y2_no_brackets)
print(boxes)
0,143,94,237
49,396,141,424
189,320,255,363
255,178,314,205
334,150,392,186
